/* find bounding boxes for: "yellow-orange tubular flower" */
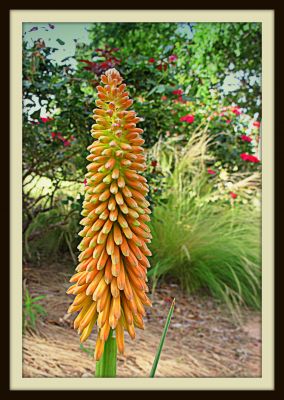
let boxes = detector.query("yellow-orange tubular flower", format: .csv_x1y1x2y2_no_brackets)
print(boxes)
67,68,152,361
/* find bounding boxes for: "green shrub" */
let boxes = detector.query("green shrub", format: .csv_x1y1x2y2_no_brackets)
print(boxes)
148,132,261,312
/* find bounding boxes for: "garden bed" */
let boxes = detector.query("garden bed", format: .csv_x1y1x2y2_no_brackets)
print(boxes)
23,263,261,378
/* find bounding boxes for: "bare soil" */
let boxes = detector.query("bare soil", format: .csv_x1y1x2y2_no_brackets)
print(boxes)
23,263,261,378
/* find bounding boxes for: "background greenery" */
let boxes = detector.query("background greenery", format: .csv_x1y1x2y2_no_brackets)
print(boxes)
23,22,262,313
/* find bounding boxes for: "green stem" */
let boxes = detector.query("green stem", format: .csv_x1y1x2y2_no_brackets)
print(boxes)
95,330,117,377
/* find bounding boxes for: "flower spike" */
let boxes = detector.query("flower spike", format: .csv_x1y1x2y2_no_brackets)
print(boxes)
67,68,152,361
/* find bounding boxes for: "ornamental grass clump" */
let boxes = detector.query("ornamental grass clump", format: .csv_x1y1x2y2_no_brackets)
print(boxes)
67,68,152,363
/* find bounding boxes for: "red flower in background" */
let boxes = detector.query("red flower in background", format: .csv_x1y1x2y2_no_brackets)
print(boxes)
240,153,249,161
230,192,238,199
79,49,121,75
157,64,167,71
172,89,183,96
232,107,241,116
253,121,261,128
51,132,75,147
51,132,63,140
169,54,178,63
248,155,260,163
79,60,99,73
240,153,260,163
41,116,53,123
173,96,186,104
180,114,194,124
207,169,216,175
100,62,109,69
241,135,252,143
84,178,87,186
226,119,231,124
161,95,168,101
148,58,155,63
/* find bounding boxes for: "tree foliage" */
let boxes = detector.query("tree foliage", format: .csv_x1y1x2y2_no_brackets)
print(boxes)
22,22,262,248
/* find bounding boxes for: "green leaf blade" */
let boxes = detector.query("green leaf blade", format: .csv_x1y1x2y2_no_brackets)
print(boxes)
150,298,175,378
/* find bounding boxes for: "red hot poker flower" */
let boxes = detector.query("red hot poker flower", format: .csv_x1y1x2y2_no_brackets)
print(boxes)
67,68,152,362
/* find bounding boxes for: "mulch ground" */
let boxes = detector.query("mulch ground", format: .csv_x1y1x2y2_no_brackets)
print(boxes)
23,263,261,378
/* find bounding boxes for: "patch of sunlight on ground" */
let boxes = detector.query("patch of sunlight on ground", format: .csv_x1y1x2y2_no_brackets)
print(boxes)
23,175,84,200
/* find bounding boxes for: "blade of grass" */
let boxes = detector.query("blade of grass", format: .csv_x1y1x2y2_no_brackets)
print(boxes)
150,298,175,378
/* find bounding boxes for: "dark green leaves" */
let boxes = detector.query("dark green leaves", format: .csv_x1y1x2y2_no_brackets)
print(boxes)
56,38,65,46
